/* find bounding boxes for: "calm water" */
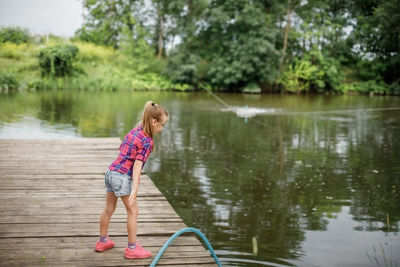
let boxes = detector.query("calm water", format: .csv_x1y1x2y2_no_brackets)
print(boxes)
1,91,400,266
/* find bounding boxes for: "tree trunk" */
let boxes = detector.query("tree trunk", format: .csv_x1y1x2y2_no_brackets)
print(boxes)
319,12,324,49
334,27,338,57
157,6,164,59
274,0,292,91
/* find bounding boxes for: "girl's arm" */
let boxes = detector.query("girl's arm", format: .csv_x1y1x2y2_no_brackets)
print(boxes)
128,160,143,206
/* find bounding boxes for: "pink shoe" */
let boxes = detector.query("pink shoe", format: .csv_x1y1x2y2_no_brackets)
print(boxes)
95,237,115,252
124,243,152,259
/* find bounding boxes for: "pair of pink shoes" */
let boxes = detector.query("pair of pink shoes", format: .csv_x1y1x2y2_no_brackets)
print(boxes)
95,237,152,259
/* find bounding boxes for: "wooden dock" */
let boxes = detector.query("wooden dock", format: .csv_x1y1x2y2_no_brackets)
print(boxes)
0,139,217,266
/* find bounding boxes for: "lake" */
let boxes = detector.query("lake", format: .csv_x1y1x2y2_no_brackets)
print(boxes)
1,90,400,266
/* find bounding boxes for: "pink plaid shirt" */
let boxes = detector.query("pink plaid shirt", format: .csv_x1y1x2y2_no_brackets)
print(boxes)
108,125,153,177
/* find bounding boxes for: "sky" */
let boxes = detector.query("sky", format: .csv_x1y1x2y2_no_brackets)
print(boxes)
0,0,83,37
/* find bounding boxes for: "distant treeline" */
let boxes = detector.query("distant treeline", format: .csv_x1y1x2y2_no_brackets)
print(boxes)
1,0,399,94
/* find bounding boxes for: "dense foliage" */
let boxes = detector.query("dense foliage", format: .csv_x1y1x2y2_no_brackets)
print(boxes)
0,70,19,91
279,50,342,93
0,26,31,44
72,0,399,94
1,0,399,94
38,45,79,77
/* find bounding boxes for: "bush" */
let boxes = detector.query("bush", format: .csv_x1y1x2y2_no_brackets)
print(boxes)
312,52,342,91
0,42,28,59
337,80,390,95
0,71,19,91
38,45,79,77
242,83,262,94
166,50,202,86
279,59,317,93
356,59,387,81
279,51,342,93
74,41,114,61
388,81,400,95
0,26,31,44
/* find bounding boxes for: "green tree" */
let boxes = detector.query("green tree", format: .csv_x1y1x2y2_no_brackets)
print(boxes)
201,0,280,90
274,0,301,91
151,0,170,58
75,0,142,48
166,48,202,86
350,0,400,85
164,0,209,88
0,26,31,44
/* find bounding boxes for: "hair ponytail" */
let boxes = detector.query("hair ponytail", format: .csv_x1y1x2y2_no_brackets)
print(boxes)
140,101,168,138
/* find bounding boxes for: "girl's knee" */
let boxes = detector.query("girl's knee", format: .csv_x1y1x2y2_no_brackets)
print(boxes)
104,207,115,216
127,205,138,216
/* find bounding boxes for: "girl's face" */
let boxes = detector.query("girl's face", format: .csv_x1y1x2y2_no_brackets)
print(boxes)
153,115,168,134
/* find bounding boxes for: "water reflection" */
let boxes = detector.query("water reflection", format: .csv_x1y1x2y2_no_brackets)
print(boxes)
38,91,75,123
1,91,400,266
148,94,400,266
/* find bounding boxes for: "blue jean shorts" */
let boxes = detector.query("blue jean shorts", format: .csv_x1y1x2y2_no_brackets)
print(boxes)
104,170,133,197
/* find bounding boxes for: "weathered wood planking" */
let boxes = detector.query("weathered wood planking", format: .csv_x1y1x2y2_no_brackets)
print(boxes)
0,139,217,267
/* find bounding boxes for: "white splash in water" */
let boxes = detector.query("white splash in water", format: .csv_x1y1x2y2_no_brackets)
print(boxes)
222,105,279,118
222,106,400,119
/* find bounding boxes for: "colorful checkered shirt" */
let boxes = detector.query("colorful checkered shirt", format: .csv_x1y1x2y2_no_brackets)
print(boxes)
108,125,153,177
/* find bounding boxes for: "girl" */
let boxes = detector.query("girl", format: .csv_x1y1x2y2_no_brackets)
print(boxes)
95,101,168,259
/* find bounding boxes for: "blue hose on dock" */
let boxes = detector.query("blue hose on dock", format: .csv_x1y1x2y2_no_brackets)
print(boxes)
149,227,222,267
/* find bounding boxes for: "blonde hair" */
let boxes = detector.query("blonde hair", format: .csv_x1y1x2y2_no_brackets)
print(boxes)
140,101,168,138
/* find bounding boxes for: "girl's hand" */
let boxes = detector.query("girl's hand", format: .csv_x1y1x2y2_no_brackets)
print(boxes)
128,190,137,206
129,160,143,206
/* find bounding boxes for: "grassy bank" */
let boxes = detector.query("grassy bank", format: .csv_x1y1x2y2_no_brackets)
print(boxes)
0,39,190,92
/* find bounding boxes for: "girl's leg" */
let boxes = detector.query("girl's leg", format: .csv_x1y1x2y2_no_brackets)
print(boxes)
99,192,118,236
121,195,138,243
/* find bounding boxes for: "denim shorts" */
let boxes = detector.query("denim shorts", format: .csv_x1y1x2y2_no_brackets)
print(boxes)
104,170,133,197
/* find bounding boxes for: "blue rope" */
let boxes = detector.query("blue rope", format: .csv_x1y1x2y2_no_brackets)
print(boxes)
150,227,222,267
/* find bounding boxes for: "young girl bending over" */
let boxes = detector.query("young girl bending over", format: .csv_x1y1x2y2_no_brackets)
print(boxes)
95,101,168,259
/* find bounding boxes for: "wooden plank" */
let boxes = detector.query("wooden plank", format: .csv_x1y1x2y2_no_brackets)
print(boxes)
0,247,210,258
0,196,167,203
0,174,153,181
0,177,158,185
0,138,121,142
0,257,216,267
0,185,163,191
0,236,203,248
0,222,188,237
0,215,183,224
0,155,119,160
0,198,170,206
0,192,164,198
0,191,163,198
0,201,178,213
0,168,119,174
0,139,217,266
0,207,178,215
0,206,174,213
